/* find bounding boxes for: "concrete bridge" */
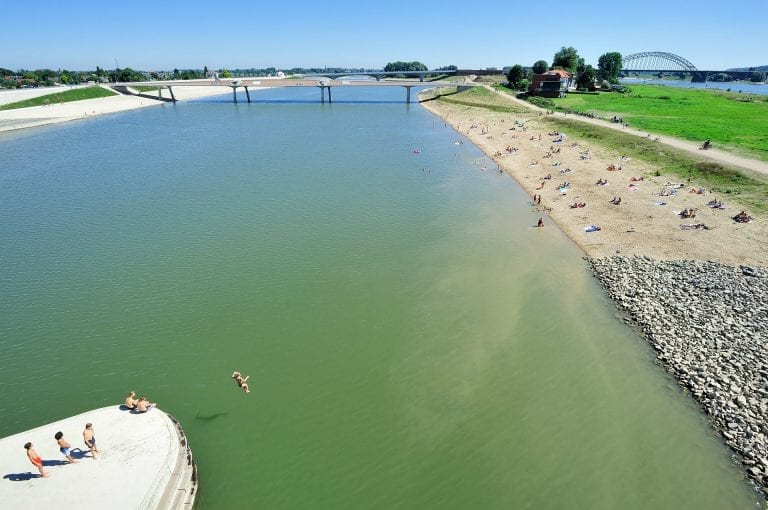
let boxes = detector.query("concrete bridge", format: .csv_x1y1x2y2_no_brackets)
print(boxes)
115,76,464,104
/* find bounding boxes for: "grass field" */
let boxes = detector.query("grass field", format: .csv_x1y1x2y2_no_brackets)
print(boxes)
0,86,117,111
550,85,768,162
437,88,768,213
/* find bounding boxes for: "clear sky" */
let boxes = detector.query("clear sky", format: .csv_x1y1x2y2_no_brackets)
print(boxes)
3,0,766,72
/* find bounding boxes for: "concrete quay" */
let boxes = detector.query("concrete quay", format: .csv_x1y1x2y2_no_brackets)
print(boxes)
0,406,197,509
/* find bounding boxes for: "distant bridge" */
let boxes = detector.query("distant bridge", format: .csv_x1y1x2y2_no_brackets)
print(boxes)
115,76,465,104
303,69,455,82
621,52,754,81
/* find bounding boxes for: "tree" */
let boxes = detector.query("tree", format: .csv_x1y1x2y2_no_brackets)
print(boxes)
552,46,581,74
506,65,527,89
383,61,428,73
597,52,622,84
749,71,766,82
437,65,457,71
576,65,597,90
532,60,549,74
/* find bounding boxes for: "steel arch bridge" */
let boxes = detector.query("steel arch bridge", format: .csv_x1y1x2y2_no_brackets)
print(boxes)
622,52,698,72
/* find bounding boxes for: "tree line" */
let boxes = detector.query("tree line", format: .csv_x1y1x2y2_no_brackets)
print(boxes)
505,47,622,91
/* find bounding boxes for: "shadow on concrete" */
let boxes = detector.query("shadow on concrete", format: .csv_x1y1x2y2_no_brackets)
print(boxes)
3,471,43,481
70,448,90,460
42,459,67,467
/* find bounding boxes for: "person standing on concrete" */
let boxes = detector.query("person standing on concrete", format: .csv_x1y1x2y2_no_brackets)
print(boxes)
24,442,48,477
83,423,98,460
54,431,78,463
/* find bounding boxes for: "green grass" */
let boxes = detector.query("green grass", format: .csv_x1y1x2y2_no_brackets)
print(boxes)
0,86,117,110
436,86,529,113
550,85,768,162
438,88,768,213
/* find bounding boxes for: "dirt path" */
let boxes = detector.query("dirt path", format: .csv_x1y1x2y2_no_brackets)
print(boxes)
488,86,768,179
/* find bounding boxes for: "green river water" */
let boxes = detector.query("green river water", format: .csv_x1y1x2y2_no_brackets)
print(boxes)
0,87,761,508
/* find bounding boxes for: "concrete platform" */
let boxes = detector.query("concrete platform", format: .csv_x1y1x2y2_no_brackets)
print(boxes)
0,406,197,509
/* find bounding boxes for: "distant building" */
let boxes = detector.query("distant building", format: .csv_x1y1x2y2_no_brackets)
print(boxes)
530,69,573,98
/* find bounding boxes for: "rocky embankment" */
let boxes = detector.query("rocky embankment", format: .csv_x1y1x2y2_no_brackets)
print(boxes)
588,256,768,497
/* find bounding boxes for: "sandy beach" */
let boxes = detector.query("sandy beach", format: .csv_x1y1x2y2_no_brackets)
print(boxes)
420,93,768,266
0,84,231,132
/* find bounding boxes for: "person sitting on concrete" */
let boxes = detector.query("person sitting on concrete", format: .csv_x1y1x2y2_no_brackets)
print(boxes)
136,396,157,413
124,391,138,409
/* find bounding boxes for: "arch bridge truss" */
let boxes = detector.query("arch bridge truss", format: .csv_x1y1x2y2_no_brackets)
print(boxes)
622,52,698,72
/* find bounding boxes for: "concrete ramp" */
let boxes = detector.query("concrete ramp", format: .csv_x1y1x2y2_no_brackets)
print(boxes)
0,406,197,509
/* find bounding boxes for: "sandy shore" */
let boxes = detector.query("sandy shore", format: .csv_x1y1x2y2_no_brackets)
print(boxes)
420,94,768,266
0,85,232,133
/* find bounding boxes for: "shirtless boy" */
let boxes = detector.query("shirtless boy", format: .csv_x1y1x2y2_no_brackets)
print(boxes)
55,431,77,463
83,423,98,460
136,396,156,413
125,391,138,409
24,442,48,477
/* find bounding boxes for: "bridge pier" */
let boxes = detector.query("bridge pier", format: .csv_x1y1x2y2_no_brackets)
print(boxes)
232,86,238,103
403,85,414,103
319,85,332,103
167,86,176,103
244,86,251,103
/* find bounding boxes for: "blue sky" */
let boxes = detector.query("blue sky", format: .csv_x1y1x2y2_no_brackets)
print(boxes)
3,0,766,71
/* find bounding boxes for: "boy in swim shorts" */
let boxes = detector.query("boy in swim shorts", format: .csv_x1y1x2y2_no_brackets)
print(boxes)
55,431,77,463
25,442,48,477
83,423,98,460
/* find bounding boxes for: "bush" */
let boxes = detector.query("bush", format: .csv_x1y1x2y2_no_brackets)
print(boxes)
527,96,555,109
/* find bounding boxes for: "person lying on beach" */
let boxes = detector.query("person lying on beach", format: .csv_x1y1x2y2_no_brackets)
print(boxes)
55,431,78,463
136,396,157,413
733,211,753,223
707,200,725,209
595,178,608,186
232,371,251,393
630,176,644,182
570,202,586,209
25,442,48,477
125,391,139,409
680,208,697,219
536,182,545,190
610,197,622,205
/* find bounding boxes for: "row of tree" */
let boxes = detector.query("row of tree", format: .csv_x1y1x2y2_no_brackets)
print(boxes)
506,47,623,91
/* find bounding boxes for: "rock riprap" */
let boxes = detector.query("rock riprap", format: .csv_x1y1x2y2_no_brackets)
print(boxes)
588,256,768,497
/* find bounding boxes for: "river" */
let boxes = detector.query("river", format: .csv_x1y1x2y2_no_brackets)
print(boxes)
621,77,768,95
0,86,761,508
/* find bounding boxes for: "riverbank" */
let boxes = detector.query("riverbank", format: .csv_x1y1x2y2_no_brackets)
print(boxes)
420,90,768,266
420,89,768,498
0,85,230,132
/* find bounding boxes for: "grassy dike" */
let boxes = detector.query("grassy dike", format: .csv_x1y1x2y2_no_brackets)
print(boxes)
0,86,117,110
433,87,768,213
544,84,768,162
